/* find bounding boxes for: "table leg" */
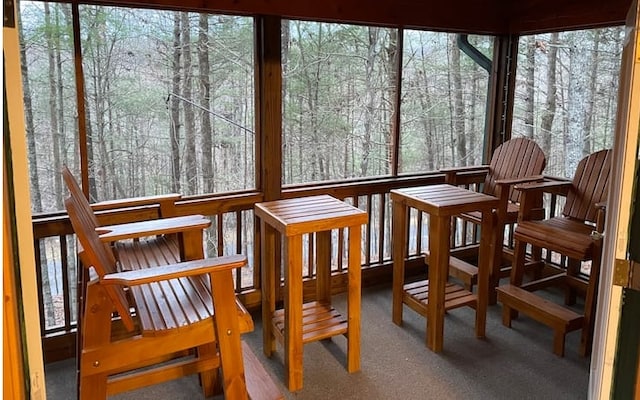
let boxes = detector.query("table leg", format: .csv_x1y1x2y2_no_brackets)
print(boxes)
475,209,496,338
284,234,303,391
347,224,362,373
427,215,449,352
316,230,332,304
392,201,407,325
261,220,276,356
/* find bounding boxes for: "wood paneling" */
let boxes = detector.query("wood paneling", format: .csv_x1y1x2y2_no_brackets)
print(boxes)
51,0,629,34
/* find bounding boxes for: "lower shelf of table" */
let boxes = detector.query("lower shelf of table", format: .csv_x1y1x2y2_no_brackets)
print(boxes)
402,280,477,317
272,301,348,344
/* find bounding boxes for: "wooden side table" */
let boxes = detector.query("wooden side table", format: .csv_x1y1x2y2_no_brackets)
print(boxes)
390,184,498,352
255,195,367,391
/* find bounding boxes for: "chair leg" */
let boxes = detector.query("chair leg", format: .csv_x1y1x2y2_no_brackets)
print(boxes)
511,239,527,287
80,373,108,400
530,245,543,280
501,303,513,328
553,330,566,357
209,270,248,399
565,259,580,305
580,252,603,357
196,343,221,397
506,238,528,320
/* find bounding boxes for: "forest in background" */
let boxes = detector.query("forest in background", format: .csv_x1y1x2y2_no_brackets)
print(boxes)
18,1,623,330
19,2,622,215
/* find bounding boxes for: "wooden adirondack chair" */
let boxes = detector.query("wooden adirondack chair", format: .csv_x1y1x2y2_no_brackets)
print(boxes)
65,180,282,398
442,137,547,296
496,149,611,357
63,166,221,397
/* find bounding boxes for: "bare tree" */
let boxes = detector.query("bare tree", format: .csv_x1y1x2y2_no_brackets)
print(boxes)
44,2,63,210
565,30,590,175
384,29,398,174
540,32,559,156
182,13,197,194
583,29,601,155
198,14,214,194
449,34,466,166
170,12,182,193
18,10,42,213
523,37,536,138
360,27,378,176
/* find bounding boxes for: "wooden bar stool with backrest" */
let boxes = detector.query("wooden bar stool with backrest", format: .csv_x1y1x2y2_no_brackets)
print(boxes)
65,192,253,398
65,170,283,399
63,166,216,396
496,149,611,357
442,137,547,297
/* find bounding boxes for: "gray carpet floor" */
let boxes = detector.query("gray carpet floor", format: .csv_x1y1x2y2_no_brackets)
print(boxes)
45,284,590,399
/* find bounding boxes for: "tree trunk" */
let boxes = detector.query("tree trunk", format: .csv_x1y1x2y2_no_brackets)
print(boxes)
450,35,466,166
469,62,478,164
44,2,63,211
360,27,378,176
565,31,589,176
182,13,197,195
18,11,43,213
170,12,182,193
583,29,601,156
385,29,398,174
417,44,436,171
540,32,559,156
295,21,321,181
523,37,536,138
54,6,68,169
198,14,214,193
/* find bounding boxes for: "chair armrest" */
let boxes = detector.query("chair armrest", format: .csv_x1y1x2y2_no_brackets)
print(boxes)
440,165,490,174
97,214,211,242
494,174,545,186
101,255,247,286
514,179,572,196
595,202,607,232
441,165,490,185
91,193,181,211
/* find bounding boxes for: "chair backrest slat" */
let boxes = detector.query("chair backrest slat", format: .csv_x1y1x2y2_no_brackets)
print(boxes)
484,137,547,203
563,149,612,223
65,196,135,331
62,166,100,228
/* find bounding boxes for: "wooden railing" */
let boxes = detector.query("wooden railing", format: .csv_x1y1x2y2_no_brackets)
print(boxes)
33,173,445,361
33,172,573,362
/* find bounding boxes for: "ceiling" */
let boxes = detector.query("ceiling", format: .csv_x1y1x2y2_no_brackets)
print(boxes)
78,0,632,34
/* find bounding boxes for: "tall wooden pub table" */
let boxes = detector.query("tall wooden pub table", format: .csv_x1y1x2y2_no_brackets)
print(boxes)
255,195,367,391
390,184,498,352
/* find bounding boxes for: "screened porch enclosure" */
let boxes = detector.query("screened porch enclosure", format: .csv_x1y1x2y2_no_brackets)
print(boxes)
14,0,637,398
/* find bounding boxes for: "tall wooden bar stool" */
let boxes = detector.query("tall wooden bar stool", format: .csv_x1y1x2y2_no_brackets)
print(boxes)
255,195,367,392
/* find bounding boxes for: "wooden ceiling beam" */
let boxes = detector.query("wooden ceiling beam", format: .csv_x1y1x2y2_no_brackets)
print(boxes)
62,0,629,34
505,0,630,34
69,0,505,33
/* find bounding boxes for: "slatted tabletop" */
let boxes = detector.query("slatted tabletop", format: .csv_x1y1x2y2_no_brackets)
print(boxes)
390,184,499,216
254,194,367,236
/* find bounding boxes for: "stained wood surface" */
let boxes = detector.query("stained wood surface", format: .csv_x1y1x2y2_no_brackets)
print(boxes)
392,184,497,351
64,173,272,399
81,0,628,35
255,194,367,236
390,184,499,216
484,137,547,203
256,195,365,391
499,149,612,357
97,215,210,241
